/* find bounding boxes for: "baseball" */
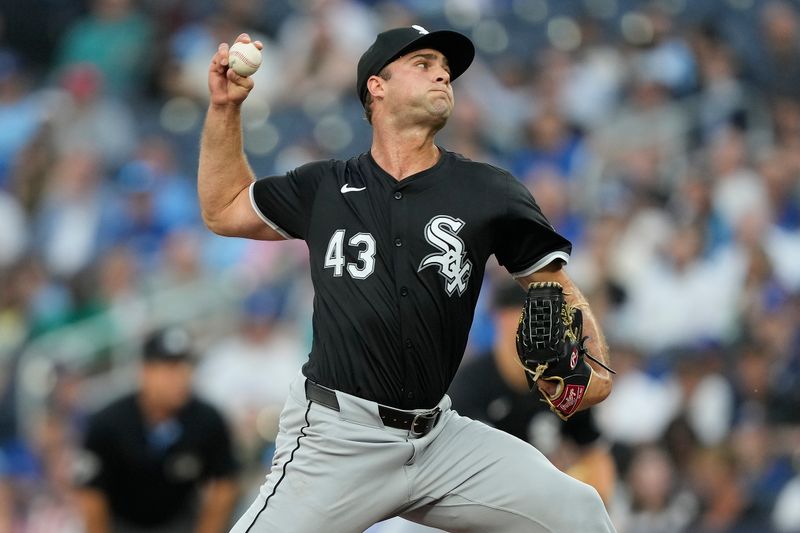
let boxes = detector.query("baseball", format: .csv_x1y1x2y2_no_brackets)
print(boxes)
228,42,262,77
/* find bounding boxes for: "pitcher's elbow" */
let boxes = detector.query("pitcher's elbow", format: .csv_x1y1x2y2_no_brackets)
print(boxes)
201,210,226,236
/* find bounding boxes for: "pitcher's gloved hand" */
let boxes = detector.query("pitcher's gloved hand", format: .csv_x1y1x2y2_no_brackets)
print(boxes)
515,281,593,420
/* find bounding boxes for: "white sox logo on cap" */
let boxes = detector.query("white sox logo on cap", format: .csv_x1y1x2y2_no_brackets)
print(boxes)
418,215,472,296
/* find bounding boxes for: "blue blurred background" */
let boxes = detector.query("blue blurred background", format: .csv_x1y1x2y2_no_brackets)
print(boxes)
1,0,800,531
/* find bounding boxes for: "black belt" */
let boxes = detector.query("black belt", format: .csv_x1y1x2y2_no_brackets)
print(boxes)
304,380,442,437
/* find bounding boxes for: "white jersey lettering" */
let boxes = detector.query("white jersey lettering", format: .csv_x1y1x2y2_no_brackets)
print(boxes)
418,215,472,296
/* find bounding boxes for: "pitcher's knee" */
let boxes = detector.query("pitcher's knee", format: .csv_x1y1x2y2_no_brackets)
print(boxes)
568,482,613,530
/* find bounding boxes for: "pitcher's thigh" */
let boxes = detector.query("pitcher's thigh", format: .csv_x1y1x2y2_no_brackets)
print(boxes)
230,484,388,533
229,401,411,533
412,418,615,532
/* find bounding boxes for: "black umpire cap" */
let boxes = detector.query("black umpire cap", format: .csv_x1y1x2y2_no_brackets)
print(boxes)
356,25,475,106
142,326,194,363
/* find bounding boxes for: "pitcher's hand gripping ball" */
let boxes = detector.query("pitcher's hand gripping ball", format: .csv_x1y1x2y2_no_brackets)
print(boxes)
516,282,605,420
228,42,262,77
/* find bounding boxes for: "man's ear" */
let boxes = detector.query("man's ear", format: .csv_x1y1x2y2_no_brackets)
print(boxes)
367,74,386,101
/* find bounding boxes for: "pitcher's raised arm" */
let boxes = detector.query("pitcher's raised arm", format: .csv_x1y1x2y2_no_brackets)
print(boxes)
198,33,284,241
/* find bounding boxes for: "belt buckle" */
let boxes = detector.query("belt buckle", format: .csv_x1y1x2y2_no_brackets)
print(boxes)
410,407,441,437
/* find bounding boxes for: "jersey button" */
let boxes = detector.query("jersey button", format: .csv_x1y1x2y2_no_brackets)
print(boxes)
394,238,402,247
400,287,408,296
405,339,412,348
394,191,403,200
407,391,414,400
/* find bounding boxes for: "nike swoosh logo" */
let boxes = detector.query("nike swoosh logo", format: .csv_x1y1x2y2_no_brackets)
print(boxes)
340,184,366,194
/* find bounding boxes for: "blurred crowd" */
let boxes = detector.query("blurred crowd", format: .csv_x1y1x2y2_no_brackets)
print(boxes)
1,0,800,531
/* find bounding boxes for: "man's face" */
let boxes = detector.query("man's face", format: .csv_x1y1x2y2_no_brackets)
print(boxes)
141,360,193,412
380,48,454,127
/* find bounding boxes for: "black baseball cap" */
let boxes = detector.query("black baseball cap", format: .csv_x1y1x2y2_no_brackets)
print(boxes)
142,326,194,363
356,25,475,106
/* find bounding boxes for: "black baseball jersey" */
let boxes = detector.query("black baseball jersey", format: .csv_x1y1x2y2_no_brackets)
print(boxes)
76,394,238,528
448,353,601,446
251,148,570,409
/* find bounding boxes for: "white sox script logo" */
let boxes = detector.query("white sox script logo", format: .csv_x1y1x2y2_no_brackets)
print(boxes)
418,215,472,296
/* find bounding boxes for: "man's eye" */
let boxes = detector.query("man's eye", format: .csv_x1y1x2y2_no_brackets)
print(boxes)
416,62,427,68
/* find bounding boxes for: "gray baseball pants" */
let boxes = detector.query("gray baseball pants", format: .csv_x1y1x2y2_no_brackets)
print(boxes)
229,372,615,533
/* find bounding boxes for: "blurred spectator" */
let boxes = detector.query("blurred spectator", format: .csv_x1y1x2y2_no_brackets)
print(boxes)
55,0,154,98
672,349,735,447
594,346,680,445
746,1,800,101
560,30,626,130
671,172,730,256
132,135,200,230
527,170,585,246
455,58,534,152
23,411,83,533
146,229,206,291
745,300,800,426
617,444,697,533
564,213,626,311
9,256,73,338
592,57,690,197
110,160,175,272
511,107,587,185
731,343,773,423
619,223,742,352
47,63,138,168
633,3,697,97
758,149,800,231
685,446,770,533
765,223,800,294
689,34,769,147
5,121,55,217
195,286,305,477
34,150,118,279
0,50,45,185
436,91,496,164
74,327,239,533
275,0,377,107
731,420,794,521
708,127,768,234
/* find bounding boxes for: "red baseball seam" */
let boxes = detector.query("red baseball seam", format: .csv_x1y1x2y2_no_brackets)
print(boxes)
231,50,258,68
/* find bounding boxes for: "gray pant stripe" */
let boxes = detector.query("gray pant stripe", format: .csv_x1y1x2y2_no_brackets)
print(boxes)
244,401,312,533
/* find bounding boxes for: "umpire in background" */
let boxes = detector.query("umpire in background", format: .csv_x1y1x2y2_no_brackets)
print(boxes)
74,327,239,533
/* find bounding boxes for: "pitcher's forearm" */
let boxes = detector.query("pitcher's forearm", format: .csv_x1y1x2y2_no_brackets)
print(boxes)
559,275,611,373
198,103,255,226
559,275,612,405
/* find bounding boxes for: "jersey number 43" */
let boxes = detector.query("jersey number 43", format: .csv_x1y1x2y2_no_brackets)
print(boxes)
324,229,377,279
